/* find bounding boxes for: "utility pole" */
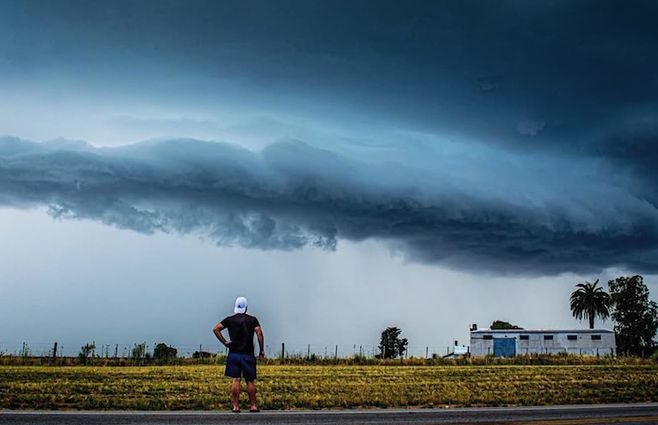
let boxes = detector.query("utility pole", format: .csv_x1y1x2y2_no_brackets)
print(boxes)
281,342,285,360
52,342,58,362
335,345,338,359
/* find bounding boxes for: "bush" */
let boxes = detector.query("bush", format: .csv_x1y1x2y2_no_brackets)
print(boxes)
78,343,96,365
153,343,177,364
131,343,146,360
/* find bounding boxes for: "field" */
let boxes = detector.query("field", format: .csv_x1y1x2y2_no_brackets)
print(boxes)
1,364,658,410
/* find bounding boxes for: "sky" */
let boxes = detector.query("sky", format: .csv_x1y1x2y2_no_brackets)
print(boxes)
1,0,658,356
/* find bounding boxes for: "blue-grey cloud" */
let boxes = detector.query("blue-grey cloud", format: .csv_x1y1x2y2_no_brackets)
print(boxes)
2,0,658,275
2,0,657,149
2,136,658,275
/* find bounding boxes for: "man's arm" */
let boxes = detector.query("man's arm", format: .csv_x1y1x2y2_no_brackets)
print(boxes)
212,322,230,348
255,326,265,359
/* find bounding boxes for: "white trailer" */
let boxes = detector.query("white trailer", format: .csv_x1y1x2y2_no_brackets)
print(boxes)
469,327,616,357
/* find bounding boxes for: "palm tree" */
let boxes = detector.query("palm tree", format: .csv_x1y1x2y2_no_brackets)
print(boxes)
570,279,612,329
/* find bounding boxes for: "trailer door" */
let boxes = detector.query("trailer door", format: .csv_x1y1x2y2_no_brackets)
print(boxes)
493,337,516,357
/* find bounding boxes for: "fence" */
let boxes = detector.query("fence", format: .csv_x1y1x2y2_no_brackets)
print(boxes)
0,340,462,360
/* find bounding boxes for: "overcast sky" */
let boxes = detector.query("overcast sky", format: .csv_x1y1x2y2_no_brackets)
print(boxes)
1,0,657,356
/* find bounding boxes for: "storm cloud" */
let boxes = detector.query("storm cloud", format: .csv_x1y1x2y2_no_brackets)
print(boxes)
2,1,658,275
2,135,657,275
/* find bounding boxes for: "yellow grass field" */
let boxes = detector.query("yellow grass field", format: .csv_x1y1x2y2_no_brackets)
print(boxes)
1,364,657,410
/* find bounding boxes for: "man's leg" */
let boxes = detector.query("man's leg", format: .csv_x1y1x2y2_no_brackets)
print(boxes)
231,378,241,411
246,380,257,410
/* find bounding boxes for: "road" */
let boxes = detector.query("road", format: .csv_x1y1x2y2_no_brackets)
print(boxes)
1,404,658,425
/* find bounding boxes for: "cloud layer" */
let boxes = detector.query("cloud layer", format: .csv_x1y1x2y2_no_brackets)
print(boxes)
2,136,657,275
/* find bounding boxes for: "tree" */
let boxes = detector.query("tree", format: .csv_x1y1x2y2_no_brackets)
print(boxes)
131,343,147,360
570,279,612,329
490,320,523,330
378,326,408,359
153,343,177,363
78,343,96,365
609,275,658,357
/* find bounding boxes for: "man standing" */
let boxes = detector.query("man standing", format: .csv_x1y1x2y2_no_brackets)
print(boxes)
212,296,265,413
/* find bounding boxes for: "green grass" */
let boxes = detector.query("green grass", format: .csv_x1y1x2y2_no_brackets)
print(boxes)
2,364,658,410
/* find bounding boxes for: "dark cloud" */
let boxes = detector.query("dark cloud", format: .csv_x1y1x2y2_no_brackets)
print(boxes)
2,0,657,150
2,1,658,275
2,136,658,275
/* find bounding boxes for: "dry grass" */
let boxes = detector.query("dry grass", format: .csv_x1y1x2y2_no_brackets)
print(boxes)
1,364,657,410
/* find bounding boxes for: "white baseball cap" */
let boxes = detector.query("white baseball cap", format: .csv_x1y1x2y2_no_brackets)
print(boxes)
234,296,248,314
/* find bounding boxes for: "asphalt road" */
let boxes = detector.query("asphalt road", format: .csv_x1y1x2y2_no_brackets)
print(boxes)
1,404,658,425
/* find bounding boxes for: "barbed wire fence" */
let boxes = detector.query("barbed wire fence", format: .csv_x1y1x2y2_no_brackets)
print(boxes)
0,340,465,359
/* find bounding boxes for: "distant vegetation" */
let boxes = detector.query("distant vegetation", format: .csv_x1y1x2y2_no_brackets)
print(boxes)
569,279,611,329
153,343,177,364
131,343,148,360
78,343,96,365
3,351,655,368
490,320,523,330
569,275,658,357
609,275,658,357
377,327,408,359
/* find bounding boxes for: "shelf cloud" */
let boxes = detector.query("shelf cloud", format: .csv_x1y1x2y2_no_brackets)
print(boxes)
2,135,657,275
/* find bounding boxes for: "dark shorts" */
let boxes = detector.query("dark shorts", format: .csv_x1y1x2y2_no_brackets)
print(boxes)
225,352,257,381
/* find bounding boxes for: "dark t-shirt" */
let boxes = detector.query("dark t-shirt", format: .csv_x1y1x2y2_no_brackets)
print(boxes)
220,313,260,355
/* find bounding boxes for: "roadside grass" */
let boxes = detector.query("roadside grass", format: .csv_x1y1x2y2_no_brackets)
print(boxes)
1,364,657,410
1,353,653,367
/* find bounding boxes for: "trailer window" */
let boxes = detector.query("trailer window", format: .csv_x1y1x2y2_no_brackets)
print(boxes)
591,335,602,341
567,335,577,340
519,335,529,340
543,335,553,340
483,335,493,340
